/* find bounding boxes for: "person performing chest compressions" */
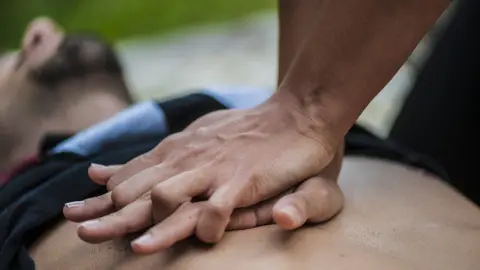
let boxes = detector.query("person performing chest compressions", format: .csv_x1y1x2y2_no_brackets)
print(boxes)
2,0,480,268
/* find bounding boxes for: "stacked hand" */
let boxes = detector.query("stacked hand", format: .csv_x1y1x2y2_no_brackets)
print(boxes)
63,97,344,254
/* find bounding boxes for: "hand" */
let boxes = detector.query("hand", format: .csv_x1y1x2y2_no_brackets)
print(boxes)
228,145,344,231
66,146,344,251
64,96,343,253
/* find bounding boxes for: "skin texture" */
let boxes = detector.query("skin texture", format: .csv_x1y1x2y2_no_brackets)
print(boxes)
33,157,480,270
0,17,131,172
65,0,451,253
278,0,450,134
277,0,325,81
65,0,345,251
64,111,345,253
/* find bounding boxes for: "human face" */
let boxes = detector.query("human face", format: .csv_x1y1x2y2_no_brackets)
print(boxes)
0,16,123,99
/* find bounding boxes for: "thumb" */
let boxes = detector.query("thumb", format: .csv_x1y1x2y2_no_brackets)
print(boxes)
272,176,344,230
226,195,281,230
88,164,123,185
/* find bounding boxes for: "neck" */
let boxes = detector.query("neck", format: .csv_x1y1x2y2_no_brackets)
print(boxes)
45,91,128,132
0,77,128,172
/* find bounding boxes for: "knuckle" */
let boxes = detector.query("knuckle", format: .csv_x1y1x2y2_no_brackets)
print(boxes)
305,186,341,222
83,197,98,208
84,194,109,207
106,178,118,191
246,170,271,203
195,127,210,137
139,150,162,164
83,197,95,204
149,163,171,178
209,202,232,217
227,214,241,230
186,110,225,130
184,143,205,157
123,219,139,234
159,136,175,149
110,188,130,209
253,206,266,226
315,186,331,202
189,203,204,216
164,156,187,172
104,215,128,235
151,183,171,201
159,132,188,149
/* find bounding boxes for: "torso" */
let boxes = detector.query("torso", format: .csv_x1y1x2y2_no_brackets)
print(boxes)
30,158,480,270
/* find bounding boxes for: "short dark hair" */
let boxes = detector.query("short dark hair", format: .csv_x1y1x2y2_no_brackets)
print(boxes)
31,34,134,104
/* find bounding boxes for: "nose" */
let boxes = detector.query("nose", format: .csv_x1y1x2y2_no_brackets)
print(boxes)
22,17,62,52
20,17,64,68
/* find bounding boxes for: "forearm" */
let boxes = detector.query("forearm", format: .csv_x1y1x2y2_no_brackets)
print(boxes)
276,0,450,136
277,0,325,83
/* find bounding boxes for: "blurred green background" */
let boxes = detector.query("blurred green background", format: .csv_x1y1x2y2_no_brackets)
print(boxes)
0,0,275,49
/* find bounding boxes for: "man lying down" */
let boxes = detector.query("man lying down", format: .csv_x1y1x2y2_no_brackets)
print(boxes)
0,18,479,270
0,17,133,180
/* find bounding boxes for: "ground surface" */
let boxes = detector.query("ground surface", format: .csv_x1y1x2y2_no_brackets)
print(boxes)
118,11,453,136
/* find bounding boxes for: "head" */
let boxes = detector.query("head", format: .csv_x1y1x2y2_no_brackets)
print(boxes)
0,17,134,169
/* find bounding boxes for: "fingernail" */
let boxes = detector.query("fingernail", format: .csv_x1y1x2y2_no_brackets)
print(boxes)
90,163,106,169
133,234,154,246
65,201,85,208
281,206,302,227
79,220,101,229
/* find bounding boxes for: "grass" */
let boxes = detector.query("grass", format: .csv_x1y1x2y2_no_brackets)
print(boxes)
0,0,276,49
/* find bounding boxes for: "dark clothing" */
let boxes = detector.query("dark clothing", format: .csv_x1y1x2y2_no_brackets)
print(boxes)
389,0,480,205
0,93,448,270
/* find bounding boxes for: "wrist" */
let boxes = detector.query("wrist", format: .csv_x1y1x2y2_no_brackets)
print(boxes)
271,86,357,137
257,91,340,157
